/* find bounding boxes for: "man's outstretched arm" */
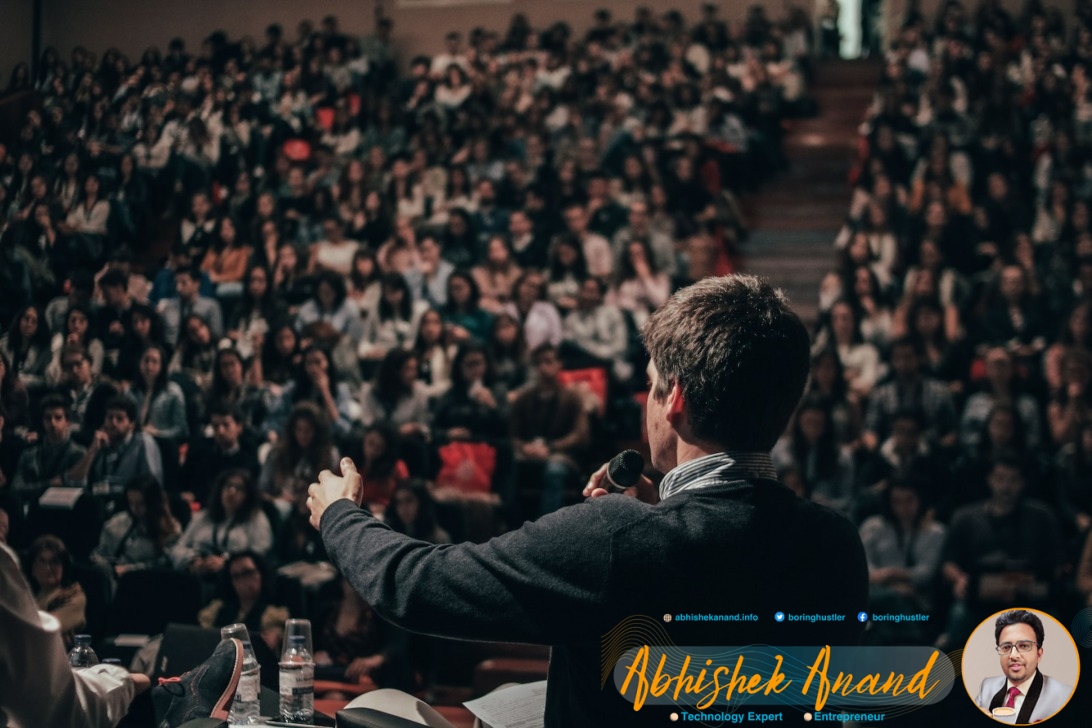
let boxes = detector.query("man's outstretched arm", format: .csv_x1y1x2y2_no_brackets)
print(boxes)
312,458,625,645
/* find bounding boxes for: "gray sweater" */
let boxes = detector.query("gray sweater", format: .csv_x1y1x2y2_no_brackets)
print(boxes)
321,476,868,727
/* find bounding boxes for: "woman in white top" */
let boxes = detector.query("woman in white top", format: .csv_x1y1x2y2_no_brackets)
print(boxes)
859,479,946,610
308,218,361,277
412,309,455,398
321,106,362,159
386,156,426,222
434,64,472,110
45,303,104,387
610,239,671,330
502,271,563,350
812,299,882,399
428,165,479,227
359,273,430,361
171,469,273,576
61,174,110,235
348,249,384,315
848,264,894,347
472,235,523,314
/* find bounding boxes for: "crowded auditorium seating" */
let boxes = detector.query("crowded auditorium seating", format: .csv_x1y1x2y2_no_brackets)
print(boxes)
782,0,1092,650
1,1,817,719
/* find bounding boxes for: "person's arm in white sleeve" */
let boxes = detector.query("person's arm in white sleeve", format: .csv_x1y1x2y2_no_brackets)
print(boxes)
0,544,136,728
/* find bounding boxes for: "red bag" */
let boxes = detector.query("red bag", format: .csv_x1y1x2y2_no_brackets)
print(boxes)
436,441,497,494
557,367,609,415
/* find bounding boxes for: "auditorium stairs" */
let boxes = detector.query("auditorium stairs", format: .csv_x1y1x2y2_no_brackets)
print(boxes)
742,60,882,327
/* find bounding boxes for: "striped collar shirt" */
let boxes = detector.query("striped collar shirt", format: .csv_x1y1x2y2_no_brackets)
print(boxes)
658,451,778,501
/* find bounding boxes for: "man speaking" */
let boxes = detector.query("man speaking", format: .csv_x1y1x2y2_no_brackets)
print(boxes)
308,275,869,726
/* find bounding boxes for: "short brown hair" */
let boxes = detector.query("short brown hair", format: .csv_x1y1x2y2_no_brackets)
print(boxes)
642,274,810,451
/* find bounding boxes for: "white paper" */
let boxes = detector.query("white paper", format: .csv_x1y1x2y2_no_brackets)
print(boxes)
463,680,547,728
38,487,84,509
113,634,151,647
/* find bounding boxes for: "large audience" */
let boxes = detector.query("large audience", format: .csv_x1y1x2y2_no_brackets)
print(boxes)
788,0,1092,648
9,0,1092,695
0,3,809,691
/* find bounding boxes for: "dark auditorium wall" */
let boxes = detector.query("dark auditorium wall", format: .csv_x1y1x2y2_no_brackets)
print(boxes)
30,0,1077,72
38,0,749,65
0,0,34,86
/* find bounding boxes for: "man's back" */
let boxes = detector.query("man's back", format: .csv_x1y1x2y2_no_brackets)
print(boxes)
321,477,868,728
544,479,868,726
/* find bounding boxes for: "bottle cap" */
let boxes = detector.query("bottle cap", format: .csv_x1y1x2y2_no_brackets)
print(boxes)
74,634,91,644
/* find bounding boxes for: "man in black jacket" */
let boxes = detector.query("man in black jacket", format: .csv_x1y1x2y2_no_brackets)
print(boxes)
308,274,869,727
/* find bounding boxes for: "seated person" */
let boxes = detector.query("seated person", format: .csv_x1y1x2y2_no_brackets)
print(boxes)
171,469,273,578
68,396,164,501
205,347,273,440
157,265,224,348
24,534,86,648
126,343,189,443
384,480,450,544
358,273,430,362
855,408,952,520
561,276,632,382
859,474,946,634
259,402,338,517
940,455,1066,642
57,343,119,448
432,343,509,444
264,346,356,439
354,422,409,513
198,550,288,655
182,404,260,505
770,395,855,515
1,540,155,727
12,394,86,500
440,271,494,344
359,348,432,437
862,337,958,451
295,270,364,341
91,475,181,579
313,576,416,691
510,344,589,516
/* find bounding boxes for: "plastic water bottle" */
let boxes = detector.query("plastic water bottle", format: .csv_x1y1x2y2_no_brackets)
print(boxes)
279,635,314,723
68,634,98,669
221,625,262,725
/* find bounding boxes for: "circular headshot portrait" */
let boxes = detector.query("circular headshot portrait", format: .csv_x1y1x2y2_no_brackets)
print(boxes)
962,608,1080,724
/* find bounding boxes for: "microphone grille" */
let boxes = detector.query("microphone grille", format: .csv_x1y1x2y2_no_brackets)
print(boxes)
608,449,645,488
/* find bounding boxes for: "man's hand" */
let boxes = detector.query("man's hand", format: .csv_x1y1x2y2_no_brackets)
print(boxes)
308,458,363,530
582,460,659,505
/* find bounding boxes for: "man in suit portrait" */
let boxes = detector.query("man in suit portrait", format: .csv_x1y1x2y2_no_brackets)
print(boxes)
975,609,1074,723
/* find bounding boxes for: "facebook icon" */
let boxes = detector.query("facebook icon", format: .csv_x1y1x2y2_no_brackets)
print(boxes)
857,612,868,623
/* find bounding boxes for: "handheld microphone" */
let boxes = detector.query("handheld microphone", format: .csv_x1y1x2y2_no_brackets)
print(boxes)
604,450,645,493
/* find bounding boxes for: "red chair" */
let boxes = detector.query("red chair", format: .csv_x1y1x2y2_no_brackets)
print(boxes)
283,139,311,162
315,107,335,131
557,367,609,416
